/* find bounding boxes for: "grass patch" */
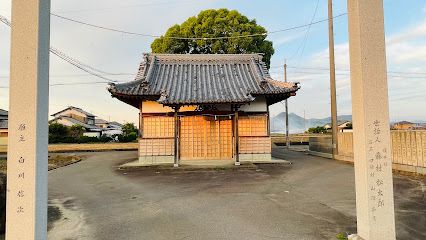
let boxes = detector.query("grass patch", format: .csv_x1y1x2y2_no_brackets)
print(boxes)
48,155,82,171
336,233,348,240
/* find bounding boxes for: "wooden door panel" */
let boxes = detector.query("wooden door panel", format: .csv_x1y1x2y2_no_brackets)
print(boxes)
180,116,232,160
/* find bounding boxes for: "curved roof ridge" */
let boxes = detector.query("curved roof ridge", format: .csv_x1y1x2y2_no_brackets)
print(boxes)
108,53,300,108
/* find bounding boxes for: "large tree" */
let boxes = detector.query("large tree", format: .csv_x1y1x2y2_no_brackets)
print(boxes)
151,9,274,68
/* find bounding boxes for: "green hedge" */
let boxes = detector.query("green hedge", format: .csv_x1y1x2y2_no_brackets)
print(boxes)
49,122,139,144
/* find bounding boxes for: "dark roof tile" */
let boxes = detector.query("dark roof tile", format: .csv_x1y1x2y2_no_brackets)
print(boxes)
108,53,300,107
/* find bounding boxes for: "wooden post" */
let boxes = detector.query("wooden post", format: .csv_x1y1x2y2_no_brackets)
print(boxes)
6,0,50,239
234,109,240,166
266,108,270,136
173,107,180,167
138,101,143,137
347,0,396,239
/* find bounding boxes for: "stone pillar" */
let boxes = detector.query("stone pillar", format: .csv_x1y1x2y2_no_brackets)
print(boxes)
347,0,396,239
6,0,50,239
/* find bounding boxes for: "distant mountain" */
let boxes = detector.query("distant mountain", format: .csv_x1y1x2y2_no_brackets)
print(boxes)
270,112,352,134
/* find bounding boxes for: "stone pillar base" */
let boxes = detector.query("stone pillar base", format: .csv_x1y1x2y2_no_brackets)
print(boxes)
239,153,272,162
348,234,364,240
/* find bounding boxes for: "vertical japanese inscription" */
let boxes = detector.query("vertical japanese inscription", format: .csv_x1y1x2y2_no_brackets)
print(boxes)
368,120,389,221
16,123,26,214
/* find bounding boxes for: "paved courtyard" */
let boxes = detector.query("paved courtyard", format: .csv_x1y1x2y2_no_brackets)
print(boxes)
47,148,426,240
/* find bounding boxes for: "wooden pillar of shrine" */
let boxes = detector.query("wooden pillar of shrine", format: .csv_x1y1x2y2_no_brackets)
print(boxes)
234,108,240,165
173,106,180,167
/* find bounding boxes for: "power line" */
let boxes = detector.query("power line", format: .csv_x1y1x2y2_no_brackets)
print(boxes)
285,65,426,76
50,12,347,40
0,16,125,83
0,15,11,27
0,73,133,79
291,0,320,63
49,81,116,86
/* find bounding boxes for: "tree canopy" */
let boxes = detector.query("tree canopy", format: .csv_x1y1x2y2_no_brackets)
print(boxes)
151,9,274,68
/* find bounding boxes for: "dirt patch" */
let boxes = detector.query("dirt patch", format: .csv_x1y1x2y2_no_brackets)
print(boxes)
48,142,138,153
48,154,83,171
0,154,83,174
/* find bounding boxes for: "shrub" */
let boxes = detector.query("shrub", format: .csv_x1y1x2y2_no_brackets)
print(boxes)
99,134,113,143
69,125,85,138
122,123,138,136
118,132,138,142
49,123,69,137
307,126,327,134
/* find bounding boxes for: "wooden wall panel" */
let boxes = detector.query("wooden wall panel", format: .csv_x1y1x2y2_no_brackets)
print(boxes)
239,115,268,137
239,136,271,154
143,116,174,138
139,138,174,156
180,116,232,160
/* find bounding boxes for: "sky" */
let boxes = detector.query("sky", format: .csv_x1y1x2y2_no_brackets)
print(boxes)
1,0,426,125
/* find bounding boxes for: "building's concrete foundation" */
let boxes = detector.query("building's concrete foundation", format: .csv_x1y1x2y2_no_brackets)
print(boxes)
138,156,174,165
239,153,272,163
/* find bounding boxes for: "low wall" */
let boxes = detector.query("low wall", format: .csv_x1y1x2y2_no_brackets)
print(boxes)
309,136,332,154
271,134,316,144
309,131,426,175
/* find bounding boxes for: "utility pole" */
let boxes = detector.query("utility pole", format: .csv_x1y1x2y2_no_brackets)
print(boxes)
284,61,290,149
328,0,338,158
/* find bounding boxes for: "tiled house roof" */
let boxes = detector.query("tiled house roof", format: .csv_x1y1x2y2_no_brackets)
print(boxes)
51,106,96,117
0,109,8,119
51,116,102,131
108,53,300,107
0,109,8,129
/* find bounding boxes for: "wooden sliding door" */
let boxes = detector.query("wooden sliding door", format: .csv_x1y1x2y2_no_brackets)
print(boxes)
180,116,232,160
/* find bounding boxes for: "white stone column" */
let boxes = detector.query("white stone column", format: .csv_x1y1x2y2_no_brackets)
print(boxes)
6,0,50,239
347,0,396,239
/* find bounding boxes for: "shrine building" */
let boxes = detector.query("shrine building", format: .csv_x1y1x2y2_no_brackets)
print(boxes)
108,53,300,165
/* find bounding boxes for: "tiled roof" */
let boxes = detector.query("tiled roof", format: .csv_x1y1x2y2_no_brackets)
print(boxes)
52,116,102,131
51,106,96,117
108,53,300,107
95,118,108,124
0,120,7,129
0,109,8,118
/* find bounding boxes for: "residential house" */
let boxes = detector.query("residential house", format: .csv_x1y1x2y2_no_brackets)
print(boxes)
95,119,123,136
324,121,352,132
0,109,7,138
392,121,418,130
108,53,300,165
0,109,8,151
50,106,103,137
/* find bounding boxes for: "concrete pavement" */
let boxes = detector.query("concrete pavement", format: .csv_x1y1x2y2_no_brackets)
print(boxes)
47,149,426,240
